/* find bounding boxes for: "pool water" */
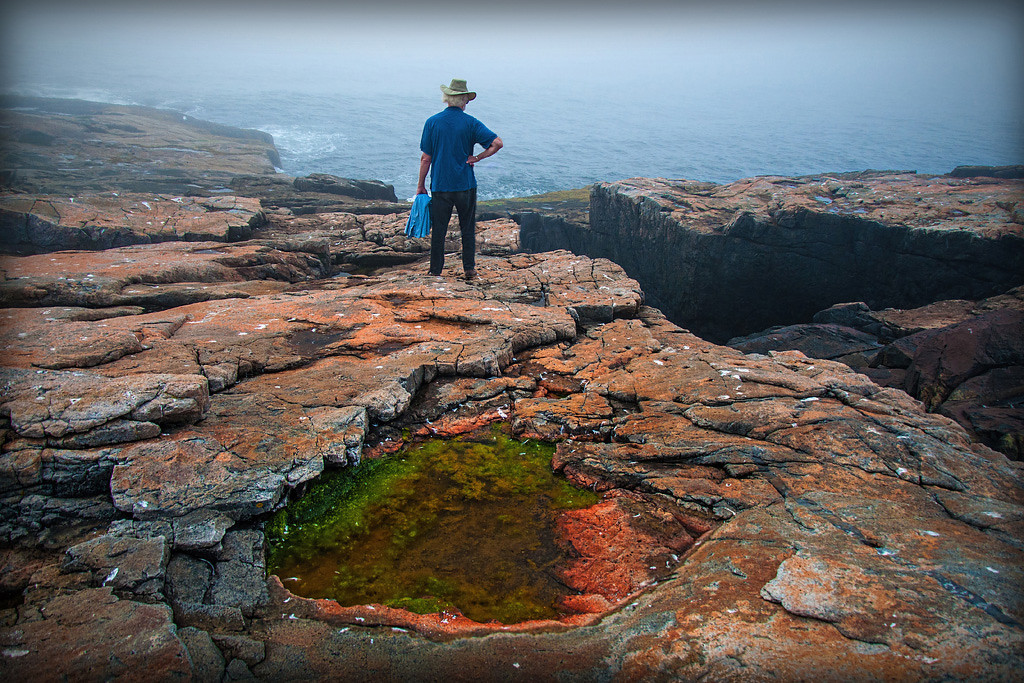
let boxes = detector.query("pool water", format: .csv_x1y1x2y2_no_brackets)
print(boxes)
265,428,600,624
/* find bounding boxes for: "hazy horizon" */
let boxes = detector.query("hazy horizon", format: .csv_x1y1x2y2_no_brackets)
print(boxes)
2,1,1022,195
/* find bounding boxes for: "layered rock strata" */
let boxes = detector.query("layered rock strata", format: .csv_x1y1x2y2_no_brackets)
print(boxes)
0,194,268,254
0,191,1021,680
228,173,406,216
520,171,1024,343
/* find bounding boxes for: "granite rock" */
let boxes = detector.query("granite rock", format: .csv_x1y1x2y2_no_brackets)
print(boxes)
522,172,1024,343
733,289,1024,459
61,531,169,599
0,193,267,255
0,587,190,681
177,626,227,683
1,160,1022,681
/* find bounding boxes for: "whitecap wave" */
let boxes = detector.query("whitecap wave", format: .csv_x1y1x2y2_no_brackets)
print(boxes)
259,125,349,163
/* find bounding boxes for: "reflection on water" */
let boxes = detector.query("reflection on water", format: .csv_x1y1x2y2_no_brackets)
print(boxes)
266,427,599,624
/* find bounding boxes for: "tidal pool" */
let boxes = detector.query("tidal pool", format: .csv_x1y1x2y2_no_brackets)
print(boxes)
265,428,599,624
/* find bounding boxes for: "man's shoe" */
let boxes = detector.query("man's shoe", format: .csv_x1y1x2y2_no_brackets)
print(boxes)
463,269,477,280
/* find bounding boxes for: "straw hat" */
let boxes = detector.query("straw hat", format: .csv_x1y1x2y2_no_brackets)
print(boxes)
440,78,477,101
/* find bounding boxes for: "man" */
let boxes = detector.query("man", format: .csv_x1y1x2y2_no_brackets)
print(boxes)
417,78,503,279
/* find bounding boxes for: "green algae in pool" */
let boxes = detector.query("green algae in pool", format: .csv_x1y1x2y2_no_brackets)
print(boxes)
265,430,599,624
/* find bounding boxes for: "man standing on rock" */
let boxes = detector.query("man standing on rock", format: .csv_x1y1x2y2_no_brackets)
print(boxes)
417,78,503,279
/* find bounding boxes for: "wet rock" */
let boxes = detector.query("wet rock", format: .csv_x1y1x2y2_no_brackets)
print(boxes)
556,489,708,604
513,392,615,440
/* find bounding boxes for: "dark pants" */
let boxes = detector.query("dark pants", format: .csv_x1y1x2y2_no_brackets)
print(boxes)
428,188,477,275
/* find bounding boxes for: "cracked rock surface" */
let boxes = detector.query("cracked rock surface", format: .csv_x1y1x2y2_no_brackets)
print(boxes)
1,183,1022,678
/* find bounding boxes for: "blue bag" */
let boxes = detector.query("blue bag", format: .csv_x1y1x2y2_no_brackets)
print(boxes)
405,194,431,238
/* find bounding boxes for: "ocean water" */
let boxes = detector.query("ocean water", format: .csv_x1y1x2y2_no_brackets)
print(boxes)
3,4,1022,201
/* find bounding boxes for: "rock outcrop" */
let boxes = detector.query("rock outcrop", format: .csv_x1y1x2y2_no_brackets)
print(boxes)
0,96,279,196
0,194,268,254
0,97,407,216
229,173,407,216
520,171,1024,343
1,105,1022,680
731,289,1024,460
1,191,1021,680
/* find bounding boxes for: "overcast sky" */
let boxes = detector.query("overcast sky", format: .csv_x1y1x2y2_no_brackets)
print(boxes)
3,2,1021,102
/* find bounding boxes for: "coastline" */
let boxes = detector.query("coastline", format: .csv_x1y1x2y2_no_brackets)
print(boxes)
1,97,1022,681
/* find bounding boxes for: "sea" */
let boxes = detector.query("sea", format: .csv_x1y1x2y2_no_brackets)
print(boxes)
3,4,1022,202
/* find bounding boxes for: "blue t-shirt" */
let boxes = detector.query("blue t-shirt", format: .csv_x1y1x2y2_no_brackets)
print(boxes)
420,107,497,192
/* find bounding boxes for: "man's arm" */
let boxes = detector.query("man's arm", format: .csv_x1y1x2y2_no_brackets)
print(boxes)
416,152,431,194
468,136,503,165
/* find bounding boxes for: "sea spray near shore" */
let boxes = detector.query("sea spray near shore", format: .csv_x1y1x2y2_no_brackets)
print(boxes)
8,79,1020,203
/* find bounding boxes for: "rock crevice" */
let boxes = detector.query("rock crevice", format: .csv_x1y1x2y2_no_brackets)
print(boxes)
521,173,1024,344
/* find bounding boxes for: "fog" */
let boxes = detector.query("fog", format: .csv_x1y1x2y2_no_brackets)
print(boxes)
2,0,1022,195
6,1,1022,101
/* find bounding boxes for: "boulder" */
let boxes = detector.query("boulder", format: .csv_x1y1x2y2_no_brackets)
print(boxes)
177,627,227,683
903,308,1024,408
292,173,397,202
62,532,169,599
0,368,209,443
728,322,883,364
228,175,407,216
